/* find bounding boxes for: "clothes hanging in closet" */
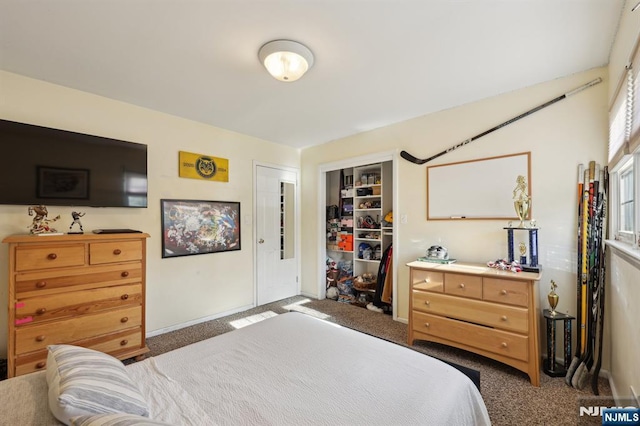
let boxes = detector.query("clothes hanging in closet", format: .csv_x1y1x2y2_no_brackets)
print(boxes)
373,244,392,310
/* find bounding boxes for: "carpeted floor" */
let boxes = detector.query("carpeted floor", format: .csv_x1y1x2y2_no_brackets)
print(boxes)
144,296,614,426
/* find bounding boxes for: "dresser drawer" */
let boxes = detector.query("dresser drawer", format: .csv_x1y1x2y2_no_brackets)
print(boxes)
411,270,444,292
15,305,142,355
14,328,143,376
444,273,482,299
15,244,85,271
483,278,529,307
14,351,49,376
412,311,529,362
15,263,142,297
15,284,143,325
413,291,528,333
90,241,143,265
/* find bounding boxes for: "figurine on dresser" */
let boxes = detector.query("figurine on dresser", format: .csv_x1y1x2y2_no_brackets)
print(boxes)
27,205,61,234
69,211,86,233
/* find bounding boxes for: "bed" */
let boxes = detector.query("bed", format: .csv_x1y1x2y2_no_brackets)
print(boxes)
0,312,490,425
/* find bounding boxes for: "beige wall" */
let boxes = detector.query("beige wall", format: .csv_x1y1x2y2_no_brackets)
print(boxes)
608,0,640,103
605,0,640,405
301,67,608,323
607,250,640,404
0,71,300,356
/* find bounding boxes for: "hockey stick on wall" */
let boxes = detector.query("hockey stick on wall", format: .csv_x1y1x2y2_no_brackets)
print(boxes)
400,78,602,165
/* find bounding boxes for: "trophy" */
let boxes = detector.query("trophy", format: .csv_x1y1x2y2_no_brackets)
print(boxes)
513,175,531,228
547,280,559,315
519,242,527,265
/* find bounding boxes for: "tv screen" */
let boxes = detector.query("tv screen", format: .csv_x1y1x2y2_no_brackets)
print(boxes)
0,119,148,208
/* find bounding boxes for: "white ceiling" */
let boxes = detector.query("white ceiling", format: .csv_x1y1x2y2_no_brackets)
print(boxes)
0,0,625,149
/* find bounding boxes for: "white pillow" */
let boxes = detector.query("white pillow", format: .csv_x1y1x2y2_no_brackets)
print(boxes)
46,345,149,425
70,413,170,426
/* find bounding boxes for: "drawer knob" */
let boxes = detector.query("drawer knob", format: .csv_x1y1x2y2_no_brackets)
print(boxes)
47,253,57,260
120,339,128,346
424,300,430,306
36,308,47,315
36,361,46,369
459,283,465,289
501,342,508,348
424,322,430,328
424,278,430,283
121,294,130,300
121,317,129,323
36,281,47,288
121,271,129,278
501,315,508,321
113,249,122,255
501,289,508,295
36,335,46,342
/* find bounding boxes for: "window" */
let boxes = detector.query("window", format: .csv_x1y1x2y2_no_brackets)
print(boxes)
609,34,640,246
618,158,635,239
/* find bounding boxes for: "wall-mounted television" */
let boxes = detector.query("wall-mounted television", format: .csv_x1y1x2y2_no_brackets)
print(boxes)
0,119,148,208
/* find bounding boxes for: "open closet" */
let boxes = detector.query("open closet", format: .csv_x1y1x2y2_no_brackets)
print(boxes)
325,161,393,313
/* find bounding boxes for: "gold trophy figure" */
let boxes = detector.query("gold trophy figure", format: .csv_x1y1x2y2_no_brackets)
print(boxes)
519,242,527,265
513,175,531,228
548,280,559,316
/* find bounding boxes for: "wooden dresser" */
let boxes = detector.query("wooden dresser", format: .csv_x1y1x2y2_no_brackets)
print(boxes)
407,261,541,386
3,233,150,378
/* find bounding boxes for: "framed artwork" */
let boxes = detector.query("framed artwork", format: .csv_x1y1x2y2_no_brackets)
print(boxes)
37,166,90,199
161,199,241,258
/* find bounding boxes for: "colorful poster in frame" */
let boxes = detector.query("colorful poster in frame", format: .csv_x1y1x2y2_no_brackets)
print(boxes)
161,199,241,258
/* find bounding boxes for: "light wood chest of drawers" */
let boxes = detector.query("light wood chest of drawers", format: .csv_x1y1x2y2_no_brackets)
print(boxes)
407,261,541,386
3,233,150,378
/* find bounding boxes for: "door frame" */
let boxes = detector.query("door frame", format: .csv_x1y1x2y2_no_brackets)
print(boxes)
317,150,399,321
253,161,301,307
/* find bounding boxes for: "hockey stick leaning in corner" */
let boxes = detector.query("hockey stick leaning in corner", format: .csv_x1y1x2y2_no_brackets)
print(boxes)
400,77,602,165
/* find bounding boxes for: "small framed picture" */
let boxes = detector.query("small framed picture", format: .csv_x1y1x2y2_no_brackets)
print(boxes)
161,199,241,258
37,166,90,199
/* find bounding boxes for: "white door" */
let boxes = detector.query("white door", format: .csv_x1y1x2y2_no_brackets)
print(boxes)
256,165,298,305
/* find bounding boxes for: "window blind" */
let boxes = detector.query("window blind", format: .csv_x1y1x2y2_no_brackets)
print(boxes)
630,42,640,154
608,69,630,164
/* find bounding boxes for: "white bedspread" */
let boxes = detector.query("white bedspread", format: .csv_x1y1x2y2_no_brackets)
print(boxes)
136,312,490,426
0,312,490,426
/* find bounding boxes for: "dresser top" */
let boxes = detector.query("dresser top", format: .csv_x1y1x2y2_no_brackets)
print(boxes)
406,260,541,281
2,232,150,244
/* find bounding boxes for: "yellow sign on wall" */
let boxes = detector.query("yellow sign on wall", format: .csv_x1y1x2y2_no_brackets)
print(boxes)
179,151,229,182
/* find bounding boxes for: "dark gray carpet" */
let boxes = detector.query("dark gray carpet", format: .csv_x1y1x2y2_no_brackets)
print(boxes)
143,296,613,426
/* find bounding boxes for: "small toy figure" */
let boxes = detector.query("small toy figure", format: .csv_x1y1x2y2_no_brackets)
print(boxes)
28,205,61,234
69,211,86,233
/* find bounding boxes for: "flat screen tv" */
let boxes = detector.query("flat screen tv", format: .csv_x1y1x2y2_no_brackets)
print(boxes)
0,119,148,208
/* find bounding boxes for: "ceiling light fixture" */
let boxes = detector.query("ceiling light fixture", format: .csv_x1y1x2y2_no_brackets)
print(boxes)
258,40,314,82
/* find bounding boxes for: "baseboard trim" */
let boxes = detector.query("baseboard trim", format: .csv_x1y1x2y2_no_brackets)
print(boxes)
146,303,255,338
299,291,319,299
606,369,639,406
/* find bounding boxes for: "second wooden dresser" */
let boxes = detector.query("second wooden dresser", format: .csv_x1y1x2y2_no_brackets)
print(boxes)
3,233,150,378
407,260,541,386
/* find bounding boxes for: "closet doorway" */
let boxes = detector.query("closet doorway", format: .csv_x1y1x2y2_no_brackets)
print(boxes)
318,151,398,320
255,164,300,306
